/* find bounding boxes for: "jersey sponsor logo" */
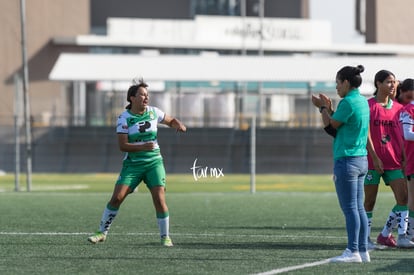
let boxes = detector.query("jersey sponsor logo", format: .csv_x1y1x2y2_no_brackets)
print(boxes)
149,111,155,120
381,134,391,144
373,119,396,127
138,121,151,133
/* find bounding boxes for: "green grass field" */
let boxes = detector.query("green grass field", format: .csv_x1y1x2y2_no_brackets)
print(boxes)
0,173,338,193
0,173,413,274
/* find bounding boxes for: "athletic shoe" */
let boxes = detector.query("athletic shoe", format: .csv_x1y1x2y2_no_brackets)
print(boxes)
376,233,396,247
396,235,414,248
329,248,362,263
359,251,371,263
367,238,376,251
87,231,106,244
161,235,173,247
406,232,414,242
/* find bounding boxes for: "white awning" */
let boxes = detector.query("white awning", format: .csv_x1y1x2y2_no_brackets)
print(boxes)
49,53,414,83
53,35,414,56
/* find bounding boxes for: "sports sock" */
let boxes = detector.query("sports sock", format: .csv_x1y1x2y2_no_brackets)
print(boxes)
157,212,170,237
397,210,408,236
99,203,119,235
407,211,414,237
381,209,398,237
388,204,408,236
366,211,373,239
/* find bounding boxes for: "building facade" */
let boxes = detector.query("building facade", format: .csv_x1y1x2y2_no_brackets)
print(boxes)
1,0,309,127
2,0,414,128
0,0,89,126
360,0,414,44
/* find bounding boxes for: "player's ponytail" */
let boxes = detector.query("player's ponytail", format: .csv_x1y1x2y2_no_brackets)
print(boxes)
336,65,365,89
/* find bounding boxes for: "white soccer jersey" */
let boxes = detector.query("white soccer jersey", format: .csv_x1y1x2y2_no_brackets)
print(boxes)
116,106,165,164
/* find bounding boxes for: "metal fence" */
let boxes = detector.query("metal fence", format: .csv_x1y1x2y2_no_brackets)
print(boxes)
0,122,334,175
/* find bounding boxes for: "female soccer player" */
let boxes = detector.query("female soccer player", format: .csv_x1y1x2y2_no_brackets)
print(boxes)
364,70,414,248
400,96,414,241
87,78,186,246
395,78,414,106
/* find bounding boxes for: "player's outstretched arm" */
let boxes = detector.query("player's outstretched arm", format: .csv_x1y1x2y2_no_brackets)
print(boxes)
162,115,186,132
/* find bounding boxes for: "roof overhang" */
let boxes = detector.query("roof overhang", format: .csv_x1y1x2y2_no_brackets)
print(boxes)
49,53,414,83
53,35,414,56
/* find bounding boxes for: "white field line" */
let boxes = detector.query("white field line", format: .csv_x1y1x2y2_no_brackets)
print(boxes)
253,259,332,275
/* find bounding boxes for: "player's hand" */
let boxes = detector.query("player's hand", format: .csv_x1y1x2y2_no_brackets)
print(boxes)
140,142,156,151
319,94,332,111
311,94,323,108
373,157,384,174
176,124,186,133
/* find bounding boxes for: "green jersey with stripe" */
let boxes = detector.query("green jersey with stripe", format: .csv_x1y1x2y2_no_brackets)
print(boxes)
116,106,165,164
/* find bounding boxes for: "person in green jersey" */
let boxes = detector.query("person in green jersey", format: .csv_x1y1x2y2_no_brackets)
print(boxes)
88,78,186,247
312,65,370,263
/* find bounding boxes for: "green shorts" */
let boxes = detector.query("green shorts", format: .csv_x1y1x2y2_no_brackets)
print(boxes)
116,158,166,190
364,169,405,186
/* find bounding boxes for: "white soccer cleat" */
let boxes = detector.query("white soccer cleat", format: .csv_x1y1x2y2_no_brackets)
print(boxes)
330,248,362,263
161,235,173,247
87,231,107,244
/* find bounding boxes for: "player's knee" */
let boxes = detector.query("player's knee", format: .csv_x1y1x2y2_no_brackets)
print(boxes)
109,194,127,207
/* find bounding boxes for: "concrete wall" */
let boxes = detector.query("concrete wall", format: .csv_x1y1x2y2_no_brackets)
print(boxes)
0,0,90,125
0,126,333,174
365,0,414,44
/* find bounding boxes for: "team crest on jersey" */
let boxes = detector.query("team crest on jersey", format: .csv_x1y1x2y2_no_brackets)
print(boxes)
149,111,155,120
381,134,391,144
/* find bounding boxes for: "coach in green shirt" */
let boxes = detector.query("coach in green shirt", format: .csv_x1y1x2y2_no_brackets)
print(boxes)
312,65,370,263
332,88,370,159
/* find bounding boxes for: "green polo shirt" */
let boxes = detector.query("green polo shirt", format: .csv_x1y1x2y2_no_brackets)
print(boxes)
331,89,369,160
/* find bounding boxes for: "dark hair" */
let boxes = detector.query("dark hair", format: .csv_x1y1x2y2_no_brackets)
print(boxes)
336,65,364,88
125,79,148,109
373,70,395,95
400,78,414,92
396,78,414,100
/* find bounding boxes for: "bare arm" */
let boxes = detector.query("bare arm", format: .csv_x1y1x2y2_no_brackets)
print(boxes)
366,128,384,174
162,115,187,132
117,133,155,152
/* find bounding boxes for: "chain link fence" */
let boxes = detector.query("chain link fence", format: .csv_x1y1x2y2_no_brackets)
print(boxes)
0,118,333,175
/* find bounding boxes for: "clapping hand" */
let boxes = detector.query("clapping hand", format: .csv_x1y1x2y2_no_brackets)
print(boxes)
311,93,332,111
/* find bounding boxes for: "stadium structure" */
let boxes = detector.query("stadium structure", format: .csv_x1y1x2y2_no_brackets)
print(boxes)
1,0,414,174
